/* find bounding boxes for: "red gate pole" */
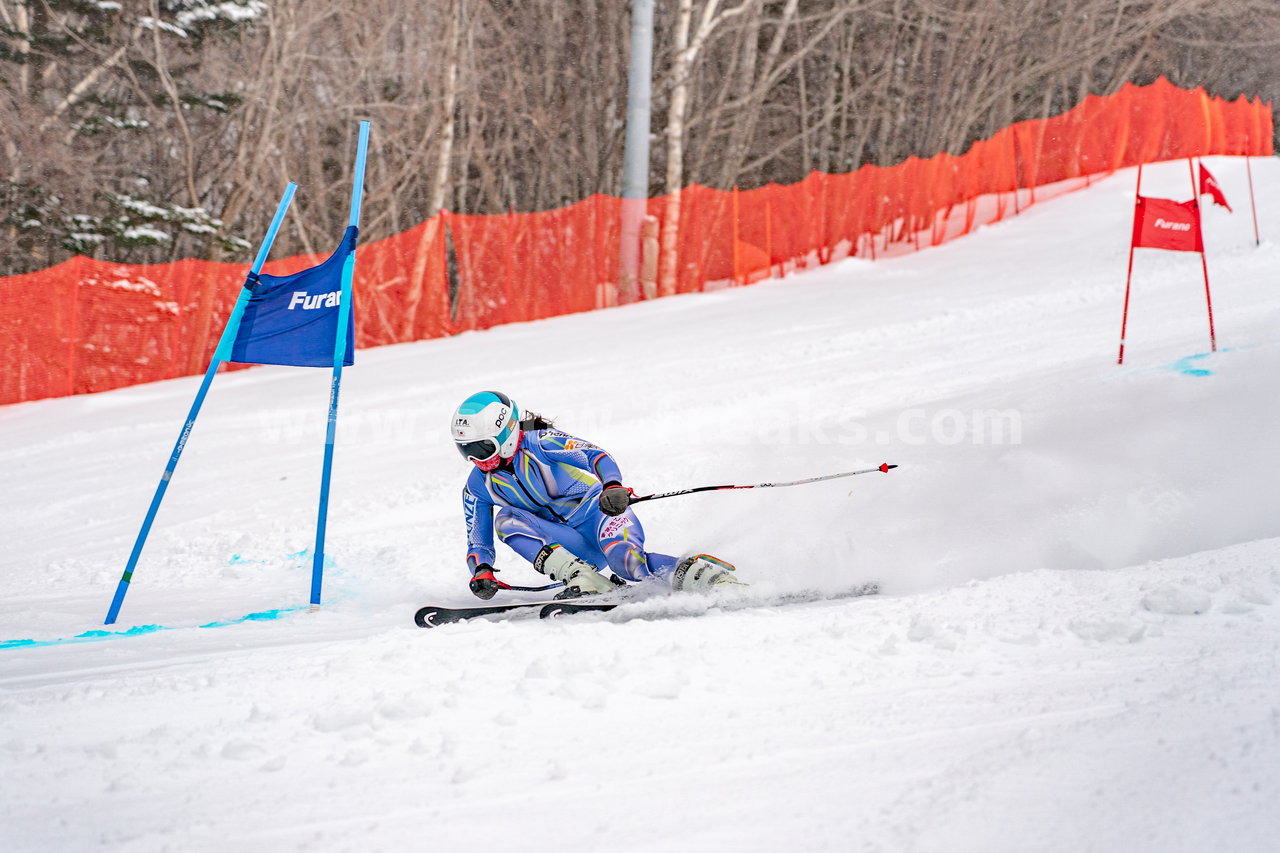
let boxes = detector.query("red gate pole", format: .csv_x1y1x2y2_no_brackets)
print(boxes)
1188,158,1218,352
1198,243,1218,352
1117,228,1138,365
1118,165,1143,365
1245,155,1261,246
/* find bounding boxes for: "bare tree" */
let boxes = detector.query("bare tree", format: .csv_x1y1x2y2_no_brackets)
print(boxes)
4,0,1280,279
428,0,464,217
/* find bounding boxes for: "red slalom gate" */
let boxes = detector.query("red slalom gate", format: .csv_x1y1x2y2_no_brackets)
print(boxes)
1117,161,1219,365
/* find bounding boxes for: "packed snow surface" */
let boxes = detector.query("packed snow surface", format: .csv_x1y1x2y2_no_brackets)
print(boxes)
2,160,1279,851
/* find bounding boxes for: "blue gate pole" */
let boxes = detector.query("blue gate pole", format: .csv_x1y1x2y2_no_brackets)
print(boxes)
104,183,297,625
311,121,369,609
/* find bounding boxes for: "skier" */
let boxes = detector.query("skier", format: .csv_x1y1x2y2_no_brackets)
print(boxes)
450,390,741,600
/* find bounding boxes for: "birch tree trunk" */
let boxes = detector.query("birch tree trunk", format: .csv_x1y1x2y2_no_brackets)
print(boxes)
658,0,750,298
428,0,463,217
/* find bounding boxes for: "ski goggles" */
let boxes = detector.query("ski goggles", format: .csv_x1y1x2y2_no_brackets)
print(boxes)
455,438,499,465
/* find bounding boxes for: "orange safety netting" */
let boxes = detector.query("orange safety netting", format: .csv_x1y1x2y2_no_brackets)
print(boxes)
1,78,1271,406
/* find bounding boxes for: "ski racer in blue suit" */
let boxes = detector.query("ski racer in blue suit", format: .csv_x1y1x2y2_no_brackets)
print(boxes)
450,391,740,600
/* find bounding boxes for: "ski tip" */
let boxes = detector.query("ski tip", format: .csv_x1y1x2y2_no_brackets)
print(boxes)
879,463,897,472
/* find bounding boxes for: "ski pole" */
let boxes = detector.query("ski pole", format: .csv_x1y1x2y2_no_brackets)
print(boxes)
628,463,897,505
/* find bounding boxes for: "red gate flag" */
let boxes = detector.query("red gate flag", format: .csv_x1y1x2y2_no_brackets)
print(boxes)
1132,196,1203,252
1198,163,1232,212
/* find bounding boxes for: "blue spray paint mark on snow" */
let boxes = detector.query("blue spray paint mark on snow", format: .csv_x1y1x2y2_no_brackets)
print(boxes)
1168,352,1215,376
1155,347,1243,377
228,549,333,569
0,606,305,651
198,607,300,629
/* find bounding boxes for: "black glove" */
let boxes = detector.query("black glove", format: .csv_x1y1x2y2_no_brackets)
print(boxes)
469,564,502,600
599,482,632,517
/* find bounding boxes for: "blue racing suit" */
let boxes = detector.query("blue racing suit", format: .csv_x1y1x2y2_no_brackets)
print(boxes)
462,428,679,582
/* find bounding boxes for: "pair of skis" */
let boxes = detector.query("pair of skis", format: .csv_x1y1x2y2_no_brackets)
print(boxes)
414,598,617,627
413,582,879,628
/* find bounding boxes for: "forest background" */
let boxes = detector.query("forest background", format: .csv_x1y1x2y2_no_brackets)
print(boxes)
2,0,1278,277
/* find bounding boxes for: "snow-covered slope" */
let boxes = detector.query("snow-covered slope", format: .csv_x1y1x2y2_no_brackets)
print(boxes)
2,159,1279,852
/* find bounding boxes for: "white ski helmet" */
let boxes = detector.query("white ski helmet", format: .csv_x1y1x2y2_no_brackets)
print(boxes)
451,391,520,471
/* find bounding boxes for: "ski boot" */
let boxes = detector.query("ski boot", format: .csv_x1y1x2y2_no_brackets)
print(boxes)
533,544,618,599
671,554,744,592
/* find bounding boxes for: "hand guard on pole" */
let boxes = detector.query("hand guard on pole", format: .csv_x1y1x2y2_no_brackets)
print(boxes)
469,564,505,600
599,482,633,517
